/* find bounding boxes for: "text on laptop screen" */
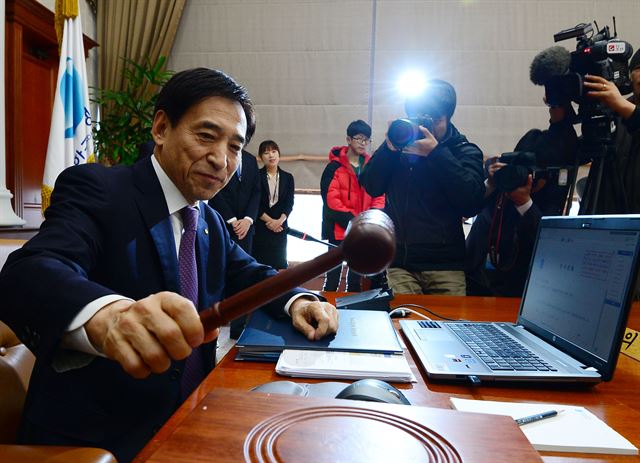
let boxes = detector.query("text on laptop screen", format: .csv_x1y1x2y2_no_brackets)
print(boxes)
520,227,639,362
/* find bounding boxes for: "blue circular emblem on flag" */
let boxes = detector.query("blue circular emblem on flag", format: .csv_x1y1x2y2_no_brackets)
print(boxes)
61,57,85,139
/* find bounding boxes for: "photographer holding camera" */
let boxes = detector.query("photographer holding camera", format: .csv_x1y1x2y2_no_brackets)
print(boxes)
581,48,640,213
360,79,485,296
465,102,578,297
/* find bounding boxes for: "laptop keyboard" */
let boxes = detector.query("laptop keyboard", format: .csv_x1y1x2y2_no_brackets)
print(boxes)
448,323,558,372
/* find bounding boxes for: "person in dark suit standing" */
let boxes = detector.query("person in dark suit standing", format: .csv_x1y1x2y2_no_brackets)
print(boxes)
208,149,261,254
208,148,261,338
253,140,295,269
0,68,338,462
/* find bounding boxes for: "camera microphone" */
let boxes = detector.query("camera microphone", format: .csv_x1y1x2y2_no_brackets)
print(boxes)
287,227,338,248
530,46,571,86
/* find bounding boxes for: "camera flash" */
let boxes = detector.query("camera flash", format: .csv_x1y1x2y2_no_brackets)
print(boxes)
397,71,428,98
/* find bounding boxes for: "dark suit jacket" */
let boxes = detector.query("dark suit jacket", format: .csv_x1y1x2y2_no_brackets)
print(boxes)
465,192,542,297
253,167,295,268
0,157,301,462
208,150,260,253
256,167,294,232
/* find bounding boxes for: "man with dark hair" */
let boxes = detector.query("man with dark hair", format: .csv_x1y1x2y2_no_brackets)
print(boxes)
581,49,640,213
361,79,485,295
0,68,338,461
321,119,385,291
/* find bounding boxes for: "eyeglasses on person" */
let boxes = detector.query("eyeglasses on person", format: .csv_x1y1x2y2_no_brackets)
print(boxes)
351,136,370,145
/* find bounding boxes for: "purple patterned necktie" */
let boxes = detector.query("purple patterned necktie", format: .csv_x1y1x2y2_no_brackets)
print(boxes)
179,205,205,402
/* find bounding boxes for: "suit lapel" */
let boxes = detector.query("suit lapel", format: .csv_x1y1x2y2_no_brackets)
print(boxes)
149,220,180,294
133,158,180,293
195,202,210,310
225,174,241,211
261,169,269,202
277,169,286,201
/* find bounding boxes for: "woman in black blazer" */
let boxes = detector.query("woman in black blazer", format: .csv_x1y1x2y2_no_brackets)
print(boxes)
253,140,295,269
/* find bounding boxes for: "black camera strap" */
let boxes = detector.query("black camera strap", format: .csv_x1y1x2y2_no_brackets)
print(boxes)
488,193,519,272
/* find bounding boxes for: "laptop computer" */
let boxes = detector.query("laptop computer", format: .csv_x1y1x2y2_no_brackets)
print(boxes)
400,215,640,384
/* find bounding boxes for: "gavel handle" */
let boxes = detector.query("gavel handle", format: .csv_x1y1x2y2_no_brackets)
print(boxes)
199,247,344,333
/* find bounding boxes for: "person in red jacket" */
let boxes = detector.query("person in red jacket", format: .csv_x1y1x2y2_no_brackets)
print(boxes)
321,120,385,291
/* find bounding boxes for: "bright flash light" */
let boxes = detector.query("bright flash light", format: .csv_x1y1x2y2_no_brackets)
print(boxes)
397,71,428,98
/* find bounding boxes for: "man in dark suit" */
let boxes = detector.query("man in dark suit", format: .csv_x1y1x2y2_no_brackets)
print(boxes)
208,149,261,254
208,149,261,337
0,68,338,462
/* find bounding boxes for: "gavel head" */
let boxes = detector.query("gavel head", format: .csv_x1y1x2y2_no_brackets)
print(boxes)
341,209,396,275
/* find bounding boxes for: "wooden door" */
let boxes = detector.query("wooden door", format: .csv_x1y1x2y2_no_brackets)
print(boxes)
5,0,96,227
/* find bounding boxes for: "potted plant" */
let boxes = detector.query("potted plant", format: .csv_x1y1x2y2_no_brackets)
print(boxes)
92,55,173,165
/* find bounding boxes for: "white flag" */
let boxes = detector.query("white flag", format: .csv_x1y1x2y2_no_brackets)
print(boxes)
42,12,95,213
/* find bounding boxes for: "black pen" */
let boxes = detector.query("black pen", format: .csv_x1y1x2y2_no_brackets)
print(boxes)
515,409,562,426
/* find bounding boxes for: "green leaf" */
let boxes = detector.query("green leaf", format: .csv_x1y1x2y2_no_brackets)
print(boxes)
93,55,172,165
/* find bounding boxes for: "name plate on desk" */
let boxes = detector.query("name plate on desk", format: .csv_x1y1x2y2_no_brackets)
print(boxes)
143,389,542,463
621,327,640,362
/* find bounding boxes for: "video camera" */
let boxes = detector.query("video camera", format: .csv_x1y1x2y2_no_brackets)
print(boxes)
544,20,633,158
546,22,633,106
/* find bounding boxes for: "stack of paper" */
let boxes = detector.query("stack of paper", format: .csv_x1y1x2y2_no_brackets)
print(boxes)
236,309,403,361
275,349,416,383
450,397,638,455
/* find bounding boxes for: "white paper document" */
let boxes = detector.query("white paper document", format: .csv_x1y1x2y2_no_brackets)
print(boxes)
450,397,638,455
275,349,416,383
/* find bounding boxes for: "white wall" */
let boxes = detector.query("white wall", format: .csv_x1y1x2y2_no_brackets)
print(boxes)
170,0,640,188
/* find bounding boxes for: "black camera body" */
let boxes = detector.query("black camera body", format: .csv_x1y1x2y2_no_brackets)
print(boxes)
493,151,572,193
546,23,633,107
387,115,434,150
493,151,541,192
547,22,633,159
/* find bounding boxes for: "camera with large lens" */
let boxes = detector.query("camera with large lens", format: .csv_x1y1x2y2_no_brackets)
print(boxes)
493,151,541,192
546,22,633,107
545,22,633,159
387,115,434,150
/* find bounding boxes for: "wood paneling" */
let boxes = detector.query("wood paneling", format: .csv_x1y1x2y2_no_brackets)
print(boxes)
4,0,97,227
19,52,56,225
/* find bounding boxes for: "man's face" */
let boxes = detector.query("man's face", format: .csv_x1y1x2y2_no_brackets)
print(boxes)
152,96,247,203
431,115,448,141
347,133,370,155
631,68,640,101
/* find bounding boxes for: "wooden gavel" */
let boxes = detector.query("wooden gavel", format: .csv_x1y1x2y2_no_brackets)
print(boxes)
199,208,396,334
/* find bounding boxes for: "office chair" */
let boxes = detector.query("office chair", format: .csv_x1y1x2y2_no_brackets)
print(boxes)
0,320,117,462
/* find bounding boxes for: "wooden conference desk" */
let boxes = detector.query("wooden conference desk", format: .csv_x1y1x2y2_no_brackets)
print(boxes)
136,294,640,462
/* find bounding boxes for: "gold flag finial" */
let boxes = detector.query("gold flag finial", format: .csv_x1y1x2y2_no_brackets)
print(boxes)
54,0,79,53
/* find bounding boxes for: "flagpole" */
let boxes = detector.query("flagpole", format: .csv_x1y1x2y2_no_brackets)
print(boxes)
0,0,26,226
42,0,94,214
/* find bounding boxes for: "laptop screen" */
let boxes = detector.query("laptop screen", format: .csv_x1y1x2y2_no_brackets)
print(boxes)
518,216,640,379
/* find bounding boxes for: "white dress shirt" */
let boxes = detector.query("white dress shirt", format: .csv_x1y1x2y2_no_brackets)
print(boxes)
62,155,311,356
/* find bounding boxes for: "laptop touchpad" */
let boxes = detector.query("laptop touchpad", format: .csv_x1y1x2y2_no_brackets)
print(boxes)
415,328,452,341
